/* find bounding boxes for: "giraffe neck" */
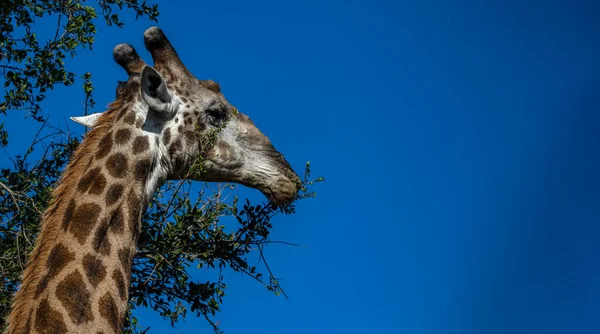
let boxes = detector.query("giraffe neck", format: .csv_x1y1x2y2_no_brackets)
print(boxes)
7,101,169,334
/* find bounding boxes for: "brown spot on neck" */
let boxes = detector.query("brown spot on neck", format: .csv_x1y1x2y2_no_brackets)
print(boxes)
61,199,77,231
134,158,153,183
115,107,129,121
35,299,67,334
132,135,150,154
99,292,121,332
56,270,94,324
77,167,107,195
109,206,125,234
93,205,126,255
96,132,114,159
115,128,132,145
35,243,75,295
96,230,112,256
106,183,124,206
82,254,107,288
123,112,136,125
118,248,132,275
112,269,127,301
127,191,143,238
106,153,129,178
67,202,102,245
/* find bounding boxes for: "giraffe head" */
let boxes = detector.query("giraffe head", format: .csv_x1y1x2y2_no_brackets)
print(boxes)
74,27,300,206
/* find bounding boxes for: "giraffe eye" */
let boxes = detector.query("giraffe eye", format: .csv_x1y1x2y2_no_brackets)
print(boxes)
206,107,227,126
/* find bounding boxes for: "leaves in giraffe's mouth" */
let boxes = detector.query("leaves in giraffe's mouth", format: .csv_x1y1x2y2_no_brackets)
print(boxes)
188,117,231,177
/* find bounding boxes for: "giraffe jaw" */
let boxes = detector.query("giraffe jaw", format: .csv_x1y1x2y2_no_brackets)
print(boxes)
193,155,300,207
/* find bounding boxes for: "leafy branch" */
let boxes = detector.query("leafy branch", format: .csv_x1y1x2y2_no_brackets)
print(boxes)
0,0,159,147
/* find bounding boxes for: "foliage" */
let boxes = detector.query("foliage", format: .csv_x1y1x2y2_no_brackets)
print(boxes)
127,164,322,333
0,0,159,147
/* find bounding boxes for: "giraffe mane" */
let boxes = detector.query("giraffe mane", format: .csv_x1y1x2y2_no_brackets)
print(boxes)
6,102,123,334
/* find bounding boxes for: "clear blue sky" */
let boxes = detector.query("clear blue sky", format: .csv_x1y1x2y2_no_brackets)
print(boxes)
3,0,600,333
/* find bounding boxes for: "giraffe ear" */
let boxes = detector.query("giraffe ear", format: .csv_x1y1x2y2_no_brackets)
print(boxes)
70,113,103,128
141,65,176,119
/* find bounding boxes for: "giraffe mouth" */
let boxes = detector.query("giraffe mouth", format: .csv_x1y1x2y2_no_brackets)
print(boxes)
243,152,301,206
259,180,299,206
198,154,300,206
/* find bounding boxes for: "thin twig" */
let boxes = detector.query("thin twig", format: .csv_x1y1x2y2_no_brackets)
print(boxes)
258,244,289,300
0,181,20,212
143,255,164,285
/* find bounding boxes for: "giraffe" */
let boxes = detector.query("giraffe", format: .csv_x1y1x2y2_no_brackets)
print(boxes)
6,27,300,334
